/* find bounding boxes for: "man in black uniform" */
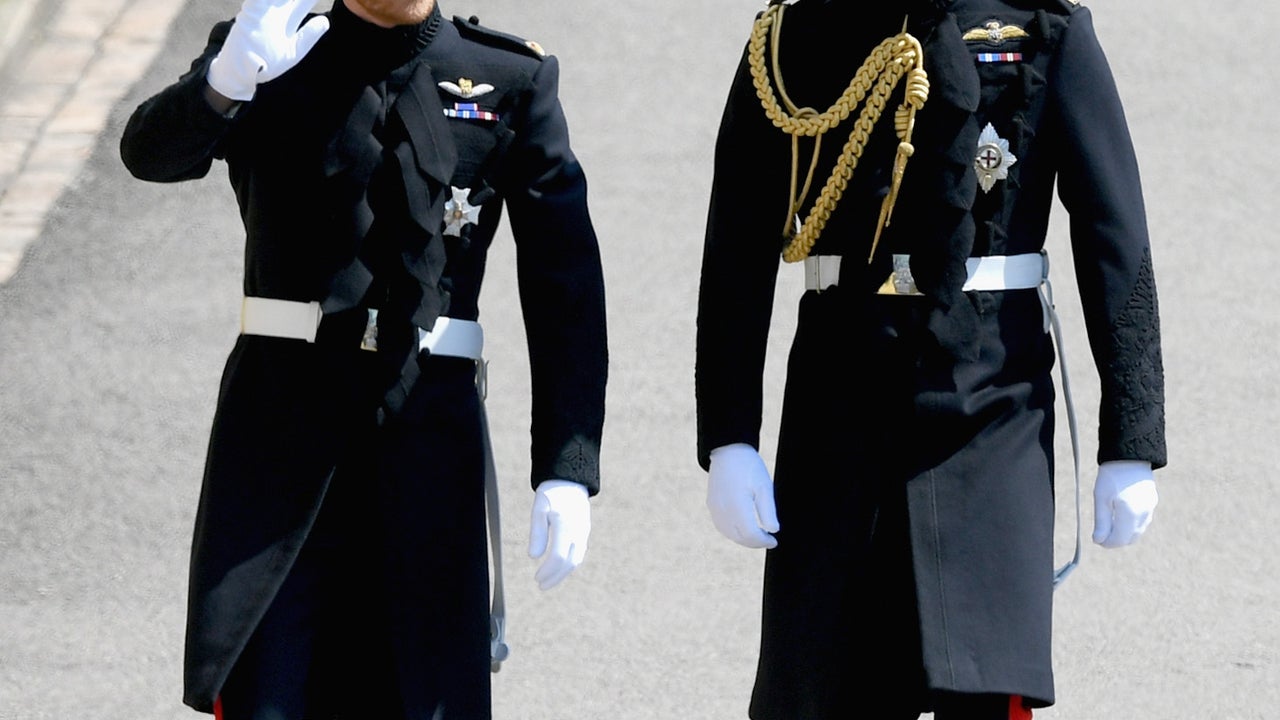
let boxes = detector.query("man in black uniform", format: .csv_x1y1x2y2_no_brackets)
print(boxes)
120,0,607,717
696,0,1163,718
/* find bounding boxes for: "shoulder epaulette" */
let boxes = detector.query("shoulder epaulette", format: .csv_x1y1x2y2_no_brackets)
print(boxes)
453,15,547,60
995,0,1078,14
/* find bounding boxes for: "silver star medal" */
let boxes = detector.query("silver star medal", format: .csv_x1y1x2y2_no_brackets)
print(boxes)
444,186,482,237
974,122,1017,193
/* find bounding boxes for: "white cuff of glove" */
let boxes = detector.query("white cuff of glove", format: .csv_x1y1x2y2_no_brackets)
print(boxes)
528,479,591,591
207,47,265,103
1092,460,1158,549
707,443,780,549
207,0,331,102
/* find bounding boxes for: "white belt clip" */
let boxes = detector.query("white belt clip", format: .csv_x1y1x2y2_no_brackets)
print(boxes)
804,255,843,293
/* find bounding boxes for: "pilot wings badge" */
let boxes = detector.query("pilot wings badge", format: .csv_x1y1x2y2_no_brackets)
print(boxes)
962,20,1030,45
438,78,496,100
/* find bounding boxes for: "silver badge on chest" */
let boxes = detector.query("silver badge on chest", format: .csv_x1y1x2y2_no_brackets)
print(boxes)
974,123,1018,194
444,186,482,237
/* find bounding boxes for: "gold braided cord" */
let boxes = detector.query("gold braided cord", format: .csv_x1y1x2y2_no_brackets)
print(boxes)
748,4,930,264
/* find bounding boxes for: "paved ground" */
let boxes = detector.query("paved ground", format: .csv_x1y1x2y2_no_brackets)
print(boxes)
1,0,1277,718
0,0,187,280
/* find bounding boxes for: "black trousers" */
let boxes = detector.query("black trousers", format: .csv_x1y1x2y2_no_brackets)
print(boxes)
887,693,1033,720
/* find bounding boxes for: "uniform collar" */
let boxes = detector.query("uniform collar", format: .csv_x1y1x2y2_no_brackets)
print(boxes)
329,1,443,63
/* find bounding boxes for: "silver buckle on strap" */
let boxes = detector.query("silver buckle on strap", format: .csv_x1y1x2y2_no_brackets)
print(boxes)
360,309,379,352
876,254,924,296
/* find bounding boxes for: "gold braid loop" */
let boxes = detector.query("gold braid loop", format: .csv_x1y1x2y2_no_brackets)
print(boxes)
748,4,930,264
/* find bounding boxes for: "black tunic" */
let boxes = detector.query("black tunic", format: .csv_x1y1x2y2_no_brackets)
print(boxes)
120,4,607,716
696,0,1164,715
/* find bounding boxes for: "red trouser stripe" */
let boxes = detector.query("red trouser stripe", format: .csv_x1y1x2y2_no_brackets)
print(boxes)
1010,695,1033,720
214,695,224,720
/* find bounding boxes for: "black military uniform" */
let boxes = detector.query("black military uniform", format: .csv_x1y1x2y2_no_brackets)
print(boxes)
696,0,1164,717
120,3,607,718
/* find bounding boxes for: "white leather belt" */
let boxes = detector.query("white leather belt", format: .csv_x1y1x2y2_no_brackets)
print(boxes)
239,297,483,360
418,316,484,359
804,252,1047,295
961,253,1046,292
240,296,323,343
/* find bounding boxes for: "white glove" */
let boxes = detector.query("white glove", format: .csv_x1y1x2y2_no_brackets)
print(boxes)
1092,460,1158,548
528,479,591,591
707,443,780,549
207,0,331,102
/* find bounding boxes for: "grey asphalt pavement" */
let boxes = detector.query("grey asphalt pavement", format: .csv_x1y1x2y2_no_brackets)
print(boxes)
1,1,1277,718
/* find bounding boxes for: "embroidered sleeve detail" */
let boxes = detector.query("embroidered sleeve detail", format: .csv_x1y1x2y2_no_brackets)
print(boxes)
1097,249,1167,468
542,436,601,495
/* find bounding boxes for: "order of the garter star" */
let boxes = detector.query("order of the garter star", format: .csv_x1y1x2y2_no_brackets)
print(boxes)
974,122,1017,194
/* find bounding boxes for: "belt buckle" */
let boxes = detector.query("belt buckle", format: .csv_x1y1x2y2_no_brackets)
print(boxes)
360,309,379,352
876,254,923,296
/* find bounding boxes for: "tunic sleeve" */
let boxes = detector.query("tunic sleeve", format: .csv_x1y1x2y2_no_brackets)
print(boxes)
1050,7,1167,469
119,21,236,183
504,55,609,494
695,49,787,470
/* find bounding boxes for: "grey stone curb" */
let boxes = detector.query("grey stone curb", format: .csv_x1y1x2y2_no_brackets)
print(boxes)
0,0,52,79
0,0,188,283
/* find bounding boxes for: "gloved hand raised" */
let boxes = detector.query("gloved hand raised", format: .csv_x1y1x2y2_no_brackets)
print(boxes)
707,443,780,549
1092,460,1158,548
207,0,331,102
528,480,591,591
